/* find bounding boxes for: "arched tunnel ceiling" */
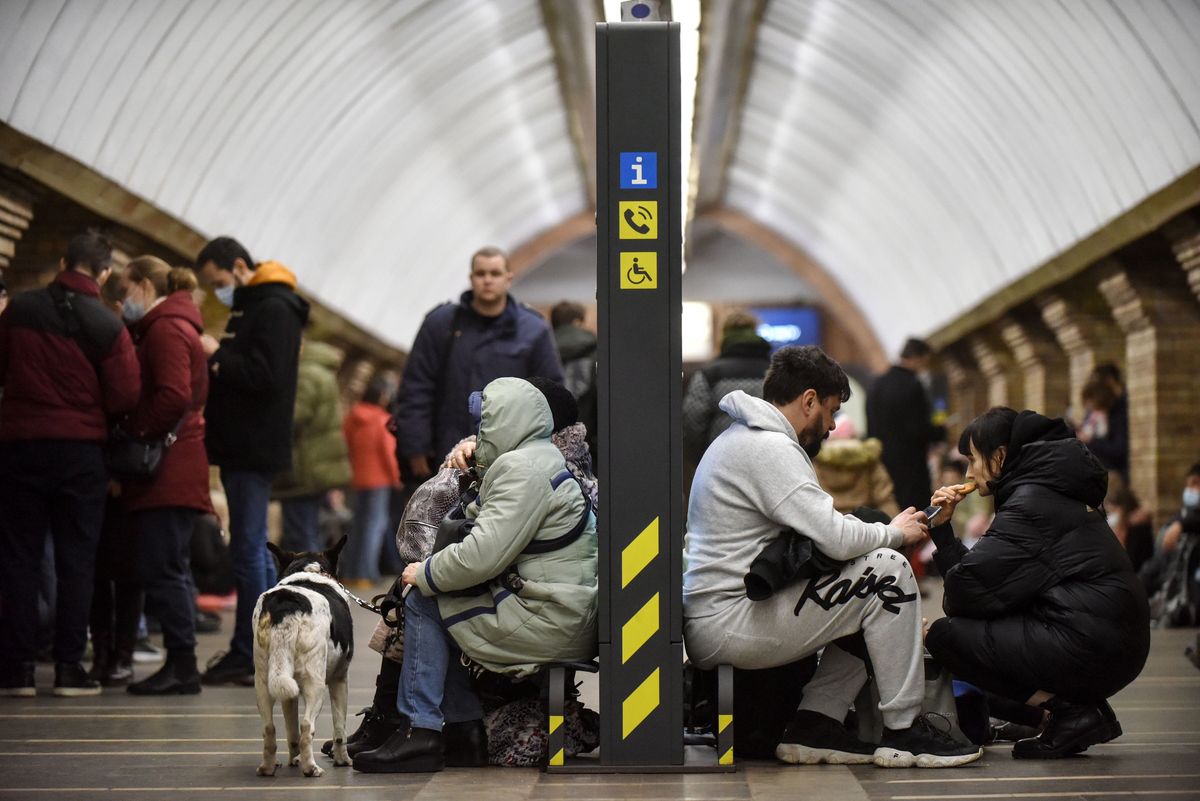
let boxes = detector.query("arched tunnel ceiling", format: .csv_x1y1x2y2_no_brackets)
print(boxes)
3,0,1200,355
0,0,588,347
718,0,1200,356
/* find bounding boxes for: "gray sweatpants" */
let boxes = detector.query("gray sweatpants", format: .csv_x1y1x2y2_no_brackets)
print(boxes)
684,547,925,730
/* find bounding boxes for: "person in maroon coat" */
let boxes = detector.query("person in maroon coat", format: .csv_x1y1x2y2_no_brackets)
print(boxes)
116,257,213,695
0,231,141,697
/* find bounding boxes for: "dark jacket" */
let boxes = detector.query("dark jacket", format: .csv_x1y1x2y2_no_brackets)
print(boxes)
393,291,563,466
866,365,937,510
204,262,309,475
932,412,1150,686
121,292,212,513
0,270,140,441
682,332,772,463
1085,393,1129,478
272,341,352,499
554,324,597,399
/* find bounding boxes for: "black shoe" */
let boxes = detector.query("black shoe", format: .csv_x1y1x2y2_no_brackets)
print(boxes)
324,705,408,757
989,717,1042,743
0,662,36,698
876,715,983,768
129,653,201,695
201,650,254,686
102,658,135,687
88,640,111,682
353,727,444,773
53,662,102,697
1012,698,1121,759
444,719,488,767
133,636,164,664
195,611,222,634
323,706,384,757
775,710,876,765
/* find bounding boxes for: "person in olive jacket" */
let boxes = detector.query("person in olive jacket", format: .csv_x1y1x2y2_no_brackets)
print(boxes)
196,237,309,685
925,408,1150,760
274,339,352,554
117,258,212,696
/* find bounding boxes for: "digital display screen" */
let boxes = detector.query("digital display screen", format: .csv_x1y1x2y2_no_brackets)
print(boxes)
748,306,821,351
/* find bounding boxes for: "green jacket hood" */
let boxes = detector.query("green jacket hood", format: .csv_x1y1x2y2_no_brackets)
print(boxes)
302,340,342,370
474,377,554,471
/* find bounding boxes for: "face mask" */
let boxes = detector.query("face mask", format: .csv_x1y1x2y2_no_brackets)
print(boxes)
215,285,235,307
122,300,146,323
1184,487,1200,509
1106,512,1121,530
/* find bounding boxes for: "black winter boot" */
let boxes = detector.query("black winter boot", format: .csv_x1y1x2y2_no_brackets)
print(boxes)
444,719,488,767
102,646,135,687
353,727,444,773
0,662,36,697
128,651,201,695
1012,697,1121,759
88,637,111,682
53,662,101,697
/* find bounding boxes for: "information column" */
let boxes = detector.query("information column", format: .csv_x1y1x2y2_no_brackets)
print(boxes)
595,20,684,768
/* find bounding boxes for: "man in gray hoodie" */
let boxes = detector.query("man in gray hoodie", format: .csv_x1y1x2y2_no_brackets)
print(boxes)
684,346,981,769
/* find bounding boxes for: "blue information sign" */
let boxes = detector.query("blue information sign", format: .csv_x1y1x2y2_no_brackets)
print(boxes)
619,151,657,189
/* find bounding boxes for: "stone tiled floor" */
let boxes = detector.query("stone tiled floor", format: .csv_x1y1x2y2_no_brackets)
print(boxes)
1,589,1197,800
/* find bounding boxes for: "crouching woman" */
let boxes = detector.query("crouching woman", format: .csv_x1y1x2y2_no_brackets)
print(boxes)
925,407,1150,759
353,377,598,773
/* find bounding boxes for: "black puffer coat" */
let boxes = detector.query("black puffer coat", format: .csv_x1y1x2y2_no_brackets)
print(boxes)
932,412,1150,693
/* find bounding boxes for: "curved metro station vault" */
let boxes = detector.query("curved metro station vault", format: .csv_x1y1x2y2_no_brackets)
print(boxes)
1,0,1199,357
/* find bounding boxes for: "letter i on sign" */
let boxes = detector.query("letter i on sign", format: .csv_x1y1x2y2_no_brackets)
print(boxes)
631,157,645,185
620,152,657,190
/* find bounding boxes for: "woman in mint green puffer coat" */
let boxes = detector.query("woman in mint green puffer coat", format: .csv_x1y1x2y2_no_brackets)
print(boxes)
410,377,598,677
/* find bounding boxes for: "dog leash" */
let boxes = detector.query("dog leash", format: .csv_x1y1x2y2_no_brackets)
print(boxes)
337,581,412,616
337,582,384,615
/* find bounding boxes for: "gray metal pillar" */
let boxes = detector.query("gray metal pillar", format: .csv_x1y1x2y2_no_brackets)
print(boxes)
595,19,684,768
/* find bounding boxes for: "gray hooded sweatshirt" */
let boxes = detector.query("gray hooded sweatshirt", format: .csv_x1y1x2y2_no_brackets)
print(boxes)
683,390,904,620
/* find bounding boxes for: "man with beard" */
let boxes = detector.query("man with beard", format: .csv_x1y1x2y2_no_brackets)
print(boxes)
683,346,981,769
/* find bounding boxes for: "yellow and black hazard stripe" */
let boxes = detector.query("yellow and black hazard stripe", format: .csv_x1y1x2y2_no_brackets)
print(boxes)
618,516,663,741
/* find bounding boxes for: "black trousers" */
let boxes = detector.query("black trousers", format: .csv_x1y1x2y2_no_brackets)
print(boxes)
0,440,108,665
90,496,143,661
133,507,199,654
926,615,1138,705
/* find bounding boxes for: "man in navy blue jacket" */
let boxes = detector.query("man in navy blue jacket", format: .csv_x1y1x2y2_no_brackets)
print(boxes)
393,246,563,481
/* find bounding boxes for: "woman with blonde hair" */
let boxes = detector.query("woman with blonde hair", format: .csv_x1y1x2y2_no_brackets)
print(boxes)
117,257,213,695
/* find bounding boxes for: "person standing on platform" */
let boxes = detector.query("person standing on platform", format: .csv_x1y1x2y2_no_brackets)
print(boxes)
392,246,562,487
273,338,352,554
0,231,141,697
342,378,401,588
116,258,212,696
867,338,943,513
683,311,773,465
1077,363,1128,479
195,237,308,686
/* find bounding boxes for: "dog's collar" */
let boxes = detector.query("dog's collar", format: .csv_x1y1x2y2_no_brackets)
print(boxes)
277,566,383,615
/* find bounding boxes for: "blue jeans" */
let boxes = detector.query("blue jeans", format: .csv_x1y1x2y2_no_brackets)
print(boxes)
221,470,276,660
343,487,391,582
396,590,482,731
280,493,323,554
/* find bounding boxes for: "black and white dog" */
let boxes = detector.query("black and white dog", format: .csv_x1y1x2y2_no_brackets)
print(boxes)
254,536,353,778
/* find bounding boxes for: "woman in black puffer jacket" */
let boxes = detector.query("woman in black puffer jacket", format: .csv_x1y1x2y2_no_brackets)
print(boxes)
925,407,1150,760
